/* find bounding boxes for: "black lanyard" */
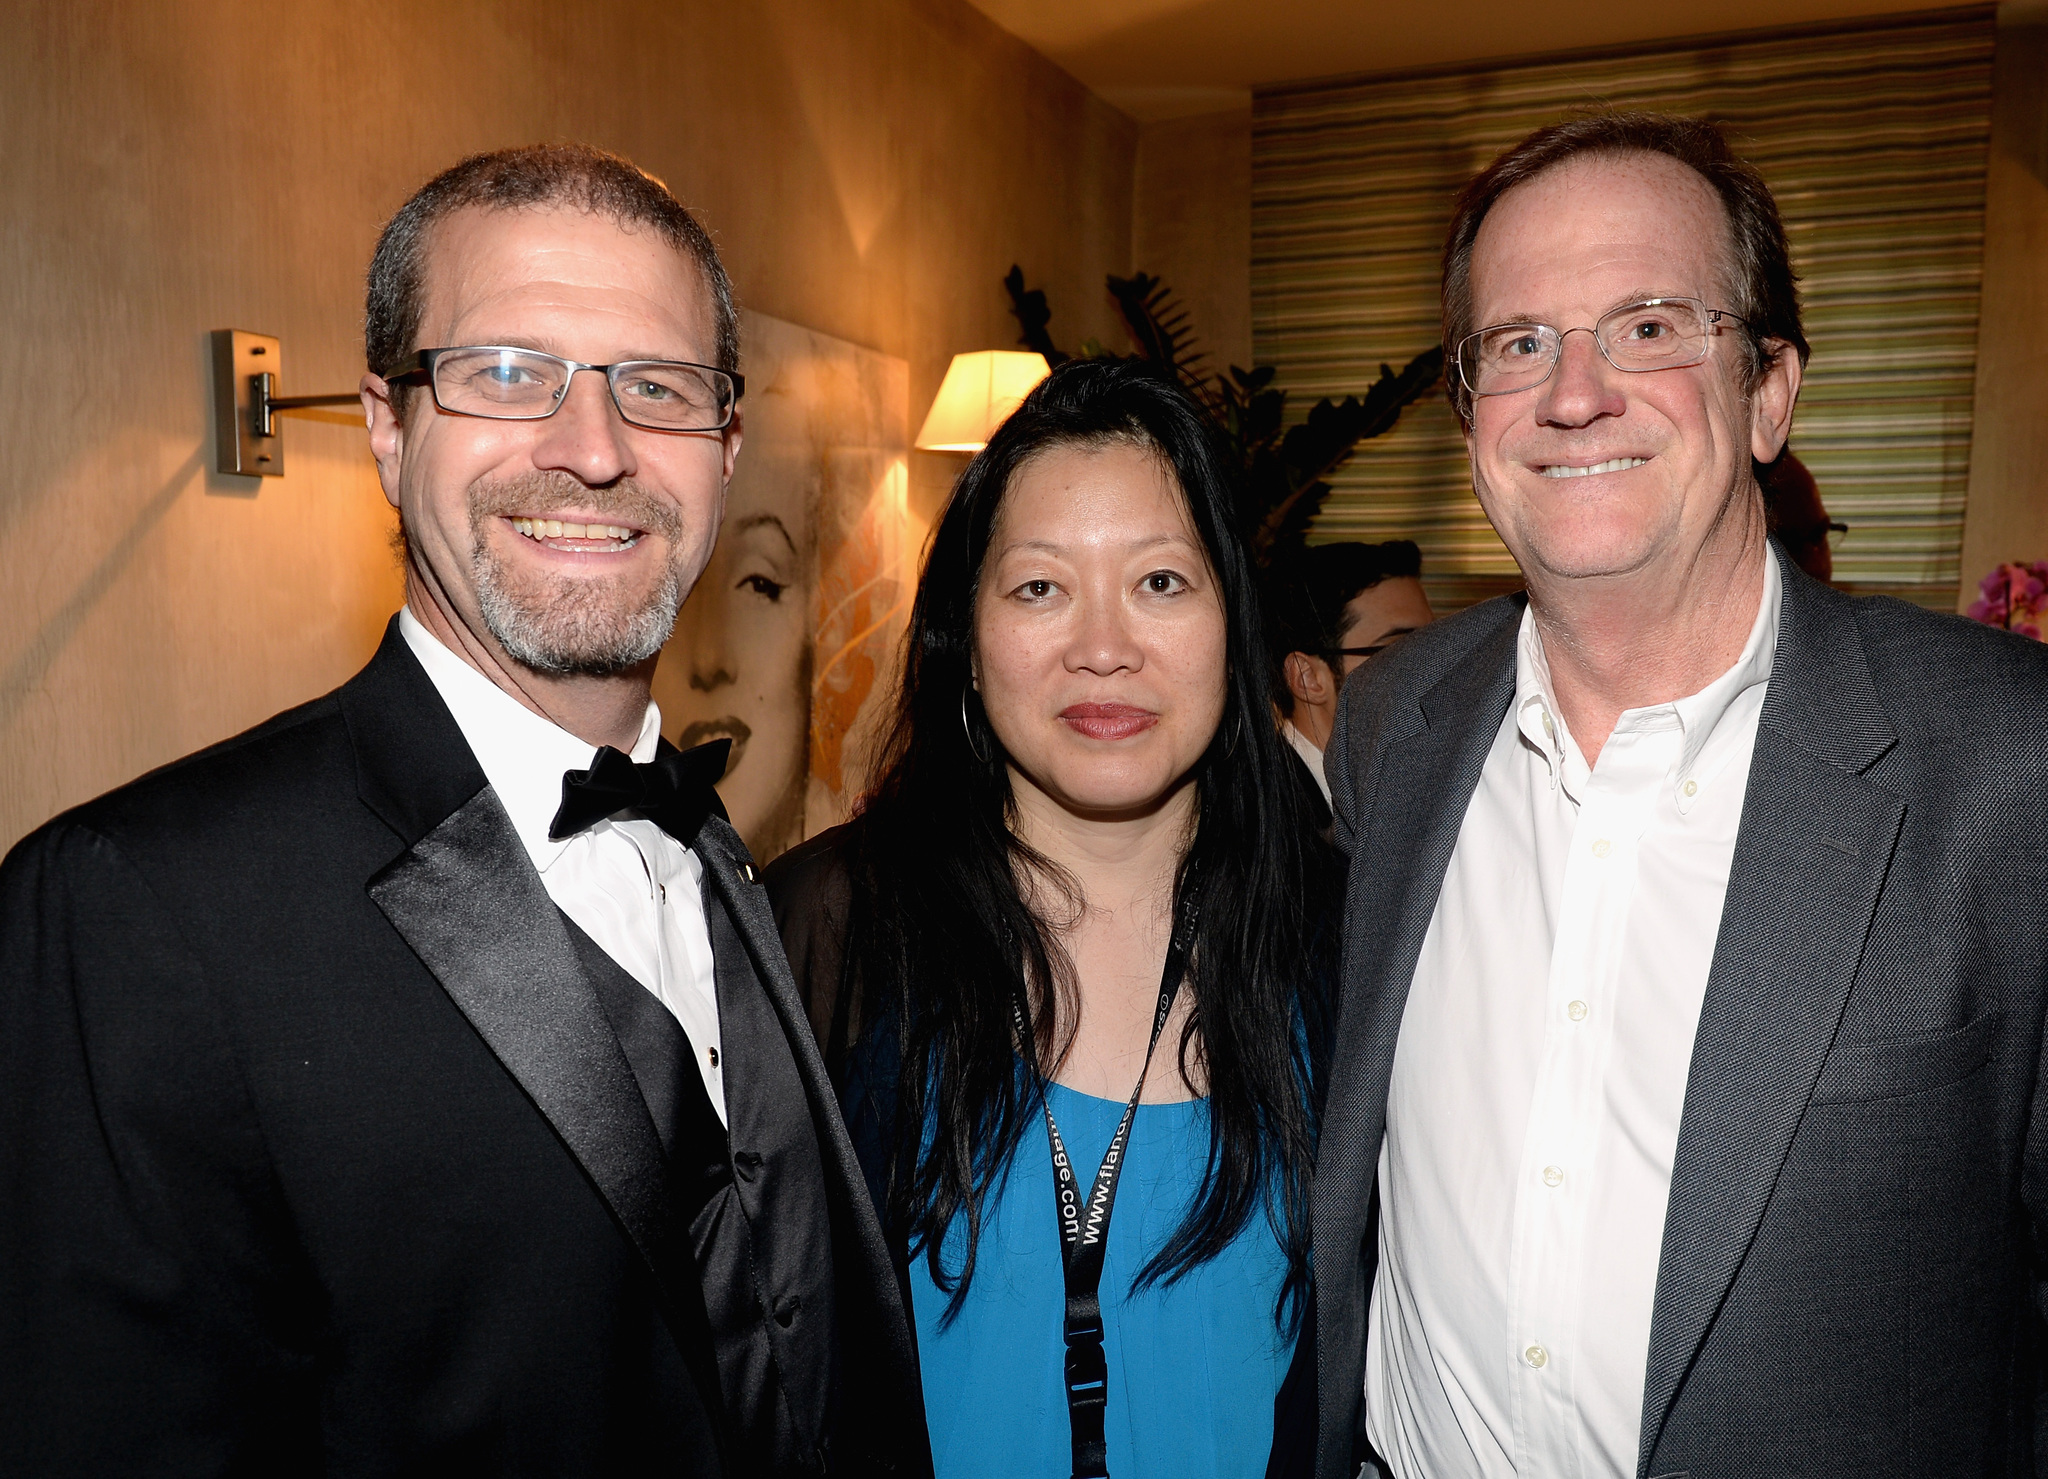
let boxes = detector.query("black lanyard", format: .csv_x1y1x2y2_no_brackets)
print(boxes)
1012,883,1201,1479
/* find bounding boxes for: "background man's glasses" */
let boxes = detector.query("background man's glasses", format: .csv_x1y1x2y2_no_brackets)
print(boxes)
1328,632,1417,664
1784,519,1850,552
1456,297,1750,399
385,347,744,432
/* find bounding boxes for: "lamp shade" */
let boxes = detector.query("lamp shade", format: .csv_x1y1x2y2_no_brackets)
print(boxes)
913,350,1051,452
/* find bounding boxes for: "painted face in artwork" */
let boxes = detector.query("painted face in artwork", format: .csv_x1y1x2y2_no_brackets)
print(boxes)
656,405,813,861
651,319,915,864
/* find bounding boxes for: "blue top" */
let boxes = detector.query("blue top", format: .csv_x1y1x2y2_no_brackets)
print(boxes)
909,1082,1296,1479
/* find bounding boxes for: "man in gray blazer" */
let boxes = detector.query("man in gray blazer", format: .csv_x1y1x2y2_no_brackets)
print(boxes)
1313,111,2048,1478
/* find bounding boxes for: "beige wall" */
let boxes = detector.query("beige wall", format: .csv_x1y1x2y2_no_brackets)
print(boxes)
1132,109,1253,374
1957,13,2048,609
0,0,1137,849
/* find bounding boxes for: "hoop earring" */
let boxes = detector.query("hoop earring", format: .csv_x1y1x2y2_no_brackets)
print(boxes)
961,685,993,765
1223,705,1244,759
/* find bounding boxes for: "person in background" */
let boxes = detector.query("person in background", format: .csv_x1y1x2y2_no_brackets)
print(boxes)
1270,540,1435,814
1756,446,1844,583
767,359,1335,1479
0,145,922,1478
1312,109,2048,1479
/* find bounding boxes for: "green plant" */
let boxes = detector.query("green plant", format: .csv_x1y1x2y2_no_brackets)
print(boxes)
1003,265,1443,566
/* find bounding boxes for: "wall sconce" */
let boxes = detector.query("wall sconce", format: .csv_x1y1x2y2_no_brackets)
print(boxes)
912,351,1051,453
211,330,363,477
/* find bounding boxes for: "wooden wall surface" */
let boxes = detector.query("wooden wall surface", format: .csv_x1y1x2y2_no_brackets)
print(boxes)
0,0,1137,849
1956,13,2048,605
1133,110,1254,375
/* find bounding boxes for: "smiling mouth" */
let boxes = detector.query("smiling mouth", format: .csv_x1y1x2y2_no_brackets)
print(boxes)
507,516,644,552
1059,703,1159,742
1538,457,1650,480
677,716,751,777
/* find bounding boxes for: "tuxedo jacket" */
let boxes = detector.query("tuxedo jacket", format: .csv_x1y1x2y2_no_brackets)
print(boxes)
1313,557,2048,1478
0,620,927,1477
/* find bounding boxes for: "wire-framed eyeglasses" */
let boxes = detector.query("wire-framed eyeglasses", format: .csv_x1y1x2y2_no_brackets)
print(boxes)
384,346,744,432
1456,297,1750,401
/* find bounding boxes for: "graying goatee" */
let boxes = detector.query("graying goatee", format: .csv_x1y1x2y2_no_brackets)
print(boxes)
467,472,693,678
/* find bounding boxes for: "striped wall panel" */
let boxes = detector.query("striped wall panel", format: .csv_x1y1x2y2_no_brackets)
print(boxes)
1251,8,1995,606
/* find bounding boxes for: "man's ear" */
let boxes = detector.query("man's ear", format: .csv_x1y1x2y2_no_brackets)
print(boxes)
1283,651,1334,709
720,402,743,486
1748,339,1803,464
363,373,405,510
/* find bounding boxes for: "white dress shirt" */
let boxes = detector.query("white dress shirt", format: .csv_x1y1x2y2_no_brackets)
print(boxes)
1365,551,1781,1478
1284,718,1334,805
399,609,727,1122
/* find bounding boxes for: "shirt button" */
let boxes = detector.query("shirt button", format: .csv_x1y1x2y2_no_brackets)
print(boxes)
1542,1165,1564,1187
657,882,667,903
1682,779,1699,798
1567,1000,1588,1022
1525,1345,1549,1369
1591,838,1611,858
708,1046,719,1068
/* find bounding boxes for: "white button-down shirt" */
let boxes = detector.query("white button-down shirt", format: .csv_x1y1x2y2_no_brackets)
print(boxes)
400,609,727,1122
1364,552,1781,1478
1284,718,1333,806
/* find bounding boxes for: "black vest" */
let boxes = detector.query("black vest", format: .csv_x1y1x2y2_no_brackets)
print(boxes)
563,875,836,1477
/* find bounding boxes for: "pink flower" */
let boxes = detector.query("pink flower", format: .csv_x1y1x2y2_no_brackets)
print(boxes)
1968,562,2048,641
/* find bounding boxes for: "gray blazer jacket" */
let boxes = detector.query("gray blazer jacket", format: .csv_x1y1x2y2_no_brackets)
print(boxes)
1312,554,2048,1478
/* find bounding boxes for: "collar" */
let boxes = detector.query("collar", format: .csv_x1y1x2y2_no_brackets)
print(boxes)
1514,546,1781,804
397,608,662,873
1281,718,1333,804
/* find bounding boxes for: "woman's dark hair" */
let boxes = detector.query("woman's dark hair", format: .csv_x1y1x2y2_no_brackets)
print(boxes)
840,357,1334,1326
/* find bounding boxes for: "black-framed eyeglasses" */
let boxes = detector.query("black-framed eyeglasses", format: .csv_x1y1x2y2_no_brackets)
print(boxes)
1785,519,1850,552
384,346,743,432
1456,297,1751,401
1328,630,1422,664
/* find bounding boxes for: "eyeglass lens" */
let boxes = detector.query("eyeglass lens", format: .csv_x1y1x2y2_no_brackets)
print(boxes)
1460,299,1716,397
431,348,736,430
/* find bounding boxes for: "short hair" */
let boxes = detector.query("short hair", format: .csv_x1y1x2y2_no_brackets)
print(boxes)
1441,111,1808,425
1266,540,1422,713
364,144,739,416
1281,540,1423,655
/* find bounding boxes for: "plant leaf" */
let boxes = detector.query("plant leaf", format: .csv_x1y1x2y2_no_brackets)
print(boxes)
1003,265,1069,365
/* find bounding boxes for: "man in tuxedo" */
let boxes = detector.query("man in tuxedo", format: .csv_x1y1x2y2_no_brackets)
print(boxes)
0,145,923,1477
1313,112,2048,1478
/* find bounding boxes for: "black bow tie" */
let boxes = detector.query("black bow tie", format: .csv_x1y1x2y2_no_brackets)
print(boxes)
549,738,732,843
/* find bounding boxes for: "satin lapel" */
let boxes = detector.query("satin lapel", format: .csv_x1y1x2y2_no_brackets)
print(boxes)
366,787,691,1311
338,616,490,848
1636,563,1904,1475
1314,605,1519,1479
693,817,929,1450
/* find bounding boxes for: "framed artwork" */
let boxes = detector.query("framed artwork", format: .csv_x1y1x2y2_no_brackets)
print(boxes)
652,311,919,864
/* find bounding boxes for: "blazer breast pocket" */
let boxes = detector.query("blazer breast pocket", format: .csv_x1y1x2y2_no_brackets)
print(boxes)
1808,1008,2000,1105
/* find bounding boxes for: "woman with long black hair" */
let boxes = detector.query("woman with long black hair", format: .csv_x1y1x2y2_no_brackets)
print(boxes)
766,358,1335,1478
